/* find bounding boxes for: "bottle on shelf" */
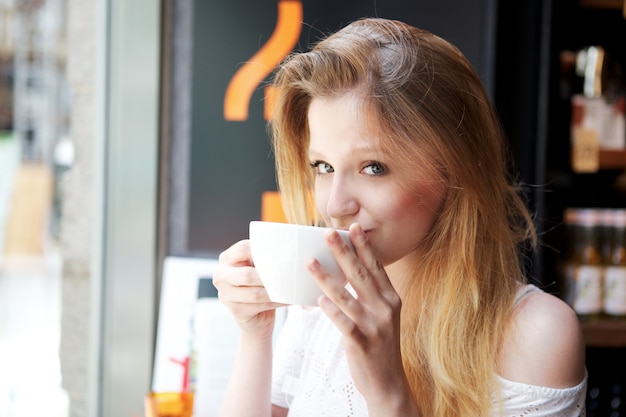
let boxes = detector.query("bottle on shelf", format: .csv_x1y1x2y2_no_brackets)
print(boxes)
604,209,626,319
599,208,615,264
563,208,604,318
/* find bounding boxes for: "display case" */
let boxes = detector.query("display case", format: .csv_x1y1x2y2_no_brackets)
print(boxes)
539,1,626,415
542,0,626,347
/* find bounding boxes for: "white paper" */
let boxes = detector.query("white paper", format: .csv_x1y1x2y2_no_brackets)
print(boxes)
152,256,220,393
153,256,286,417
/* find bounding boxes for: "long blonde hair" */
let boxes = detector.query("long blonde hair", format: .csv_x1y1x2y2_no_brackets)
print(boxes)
270,18,536,417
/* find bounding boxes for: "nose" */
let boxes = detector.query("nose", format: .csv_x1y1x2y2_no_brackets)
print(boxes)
326,175,359,221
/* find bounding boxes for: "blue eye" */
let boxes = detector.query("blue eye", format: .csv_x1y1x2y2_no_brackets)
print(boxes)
363,162,385,176
310,161,334,174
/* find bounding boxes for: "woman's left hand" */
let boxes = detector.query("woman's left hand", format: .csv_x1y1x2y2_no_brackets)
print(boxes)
306,223,418,415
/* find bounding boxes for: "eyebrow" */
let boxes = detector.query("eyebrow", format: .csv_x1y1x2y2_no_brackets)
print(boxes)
308,143,384,159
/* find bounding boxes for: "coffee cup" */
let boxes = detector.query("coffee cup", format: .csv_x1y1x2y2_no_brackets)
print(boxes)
248,221,353,306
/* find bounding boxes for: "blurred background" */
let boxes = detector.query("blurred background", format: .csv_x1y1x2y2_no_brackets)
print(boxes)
1,0,69,415
0,0,160,416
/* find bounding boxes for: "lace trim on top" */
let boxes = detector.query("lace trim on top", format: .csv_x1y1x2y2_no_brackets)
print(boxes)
495,373,587,417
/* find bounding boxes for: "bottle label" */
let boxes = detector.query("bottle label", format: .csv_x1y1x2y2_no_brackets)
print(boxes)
571,126,600,173
604,266,626,316
568,264,603,315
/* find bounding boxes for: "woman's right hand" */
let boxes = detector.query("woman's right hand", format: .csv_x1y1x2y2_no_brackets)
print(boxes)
213,239,285,338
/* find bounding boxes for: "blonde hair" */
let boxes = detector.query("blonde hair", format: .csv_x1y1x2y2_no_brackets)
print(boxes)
270,18,536,417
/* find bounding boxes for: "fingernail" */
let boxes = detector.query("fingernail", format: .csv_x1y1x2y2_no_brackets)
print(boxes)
351,223,366,240
318,295,331,307
306,258,320,271
325,229,340,242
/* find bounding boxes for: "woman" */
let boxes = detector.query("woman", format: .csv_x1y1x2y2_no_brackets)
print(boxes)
213,18,587,416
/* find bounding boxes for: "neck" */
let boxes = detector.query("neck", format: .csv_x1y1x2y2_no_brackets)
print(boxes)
384,257,414,298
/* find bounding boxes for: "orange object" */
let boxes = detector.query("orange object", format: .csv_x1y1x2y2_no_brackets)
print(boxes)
261,191,287,223
224,0,303,121
145,392,194,417
264,84,278,121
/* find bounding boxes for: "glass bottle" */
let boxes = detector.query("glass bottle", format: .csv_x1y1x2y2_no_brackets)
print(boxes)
563,208,580,308
564,208,603,318
604,209,626,319
561,208,579,293
599,208,615,265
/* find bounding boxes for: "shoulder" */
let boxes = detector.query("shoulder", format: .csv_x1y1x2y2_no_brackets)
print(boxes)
497,288,586,388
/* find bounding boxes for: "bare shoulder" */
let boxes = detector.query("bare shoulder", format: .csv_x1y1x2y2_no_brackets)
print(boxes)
498,289,586,388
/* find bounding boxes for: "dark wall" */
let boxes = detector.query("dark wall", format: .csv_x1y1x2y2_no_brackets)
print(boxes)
182,0,497,256
493,0,548,284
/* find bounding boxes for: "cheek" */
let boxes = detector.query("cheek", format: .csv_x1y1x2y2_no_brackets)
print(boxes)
390,185,444,235
372,191,441,265
417,186,444,227
314,184,330,218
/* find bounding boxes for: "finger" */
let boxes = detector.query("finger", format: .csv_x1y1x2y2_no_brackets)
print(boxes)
307,256,365,323
318,294,365,343
217,278,268,303
215,270,288,314
218,239,253,267
347,223,397,299
213,264,263,289
324,226,387,302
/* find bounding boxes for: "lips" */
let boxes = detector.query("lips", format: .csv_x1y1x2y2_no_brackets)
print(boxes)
328,223,351,231
331,225,372,235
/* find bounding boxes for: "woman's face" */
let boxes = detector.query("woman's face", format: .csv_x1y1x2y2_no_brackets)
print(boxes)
307,94,445,268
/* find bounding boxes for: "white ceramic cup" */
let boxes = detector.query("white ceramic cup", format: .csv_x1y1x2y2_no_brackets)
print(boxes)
249,221,353,306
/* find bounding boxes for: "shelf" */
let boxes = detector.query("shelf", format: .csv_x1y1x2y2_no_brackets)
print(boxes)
580,0,623,9
579,0,626,18
581,318,626,347
571,149,626,172
599,149,626,169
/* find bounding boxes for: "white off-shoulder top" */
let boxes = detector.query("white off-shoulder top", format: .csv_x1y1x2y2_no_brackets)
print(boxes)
271,284,587,416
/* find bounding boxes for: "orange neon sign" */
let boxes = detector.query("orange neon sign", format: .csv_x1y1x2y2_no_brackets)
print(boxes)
223,0,303,121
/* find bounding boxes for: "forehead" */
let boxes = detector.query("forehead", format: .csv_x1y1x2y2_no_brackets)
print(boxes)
307,94,382,151
308,93,368,121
